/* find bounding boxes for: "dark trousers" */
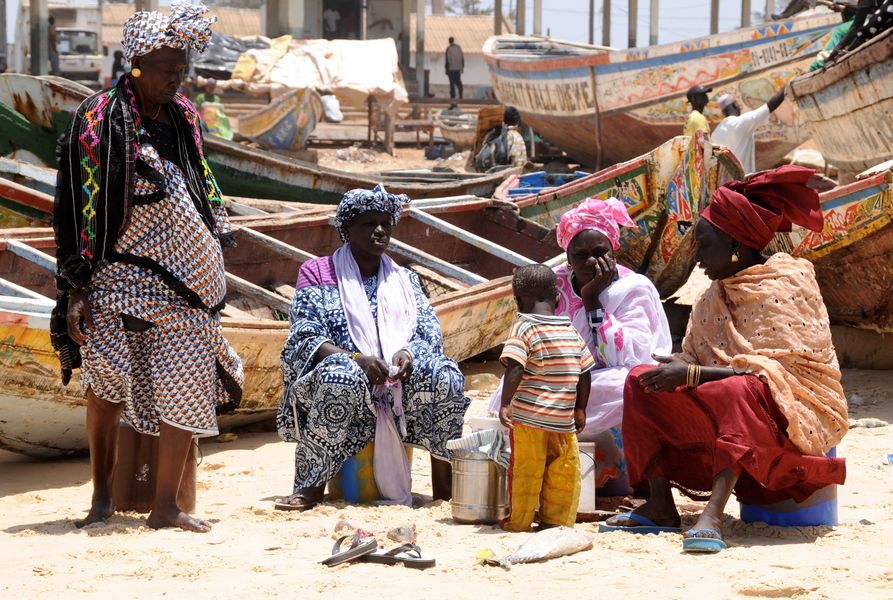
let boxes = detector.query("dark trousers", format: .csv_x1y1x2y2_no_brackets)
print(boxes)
447,70,463,99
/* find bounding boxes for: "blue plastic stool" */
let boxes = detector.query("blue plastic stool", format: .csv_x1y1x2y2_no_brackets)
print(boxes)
739,448,839,526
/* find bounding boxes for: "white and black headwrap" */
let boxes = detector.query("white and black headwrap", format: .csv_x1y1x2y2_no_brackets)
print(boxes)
122,0,216,60
333,184,410,243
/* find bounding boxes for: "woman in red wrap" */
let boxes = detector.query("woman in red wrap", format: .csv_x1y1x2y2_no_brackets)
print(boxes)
602,165,848,553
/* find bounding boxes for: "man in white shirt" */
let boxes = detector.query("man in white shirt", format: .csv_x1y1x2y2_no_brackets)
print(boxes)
711,88,786,174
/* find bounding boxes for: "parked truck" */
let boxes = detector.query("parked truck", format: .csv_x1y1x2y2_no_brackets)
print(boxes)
13,0,103,86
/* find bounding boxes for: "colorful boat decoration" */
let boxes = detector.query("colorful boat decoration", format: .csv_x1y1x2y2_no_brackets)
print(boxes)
788,28,893,178
484,12,839,170
237,88,323,151
496,135,743,296
0,74,517,203
767,165,893,332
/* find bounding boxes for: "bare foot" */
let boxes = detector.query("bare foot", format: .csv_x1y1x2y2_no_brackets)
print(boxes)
147,508,212,533
75,497,114,528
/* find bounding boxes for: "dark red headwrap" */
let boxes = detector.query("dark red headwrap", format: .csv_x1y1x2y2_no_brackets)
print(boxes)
701,164,824,251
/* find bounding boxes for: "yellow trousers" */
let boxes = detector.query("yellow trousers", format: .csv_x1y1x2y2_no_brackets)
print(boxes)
504,423,581,532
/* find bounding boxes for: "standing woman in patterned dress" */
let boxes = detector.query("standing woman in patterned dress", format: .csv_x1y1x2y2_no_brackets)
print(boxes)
51,1,243,533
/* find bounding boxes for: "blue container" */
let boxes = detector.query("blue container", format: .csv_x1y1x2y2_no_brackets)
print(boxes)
739,448,838,526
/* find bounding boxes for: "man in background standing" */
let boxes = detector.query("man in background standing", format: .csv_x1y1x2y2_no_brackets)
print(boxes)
445,36,464,99
47,16,59,75
711,88,786,174
683,85,712,137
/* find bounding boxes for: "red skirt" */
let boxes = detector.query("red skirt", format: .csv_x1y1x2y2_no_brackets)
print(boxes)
622,365,846,505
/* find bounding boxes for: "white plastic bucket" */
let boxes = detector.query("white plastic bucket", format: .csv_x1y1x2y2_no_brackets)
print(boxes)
578,442,596,515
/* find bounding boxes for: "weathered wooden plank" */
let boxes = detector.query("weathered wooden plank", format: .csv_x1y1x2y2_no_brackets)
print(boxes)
234,226,318,263
6,239,55,272
407,208,534,267
227,201,270,217
389,237,486,285
0,276,53,301
0,295,54,313
225,272,291,315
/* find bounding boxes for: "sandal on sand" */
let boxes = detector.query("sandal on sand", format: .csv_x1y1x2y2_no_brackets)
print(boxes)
598,512,682,534
682,528,727,553
360,543,436,569
274,493,318,512
320,533,379,567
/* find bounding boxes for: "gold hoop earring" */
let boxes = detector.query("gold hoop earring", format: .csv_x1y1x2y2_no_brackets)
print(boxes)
131,67,142,78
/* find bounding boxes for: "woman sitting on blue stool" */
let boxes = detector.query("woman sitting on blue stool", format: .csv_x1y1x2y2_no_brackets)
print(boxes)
274,185,470,511
603,166,848,553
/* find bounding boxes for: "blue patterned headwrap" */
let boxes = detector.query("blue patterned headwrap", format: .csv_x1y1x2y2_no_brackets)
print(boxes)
333,184,410,243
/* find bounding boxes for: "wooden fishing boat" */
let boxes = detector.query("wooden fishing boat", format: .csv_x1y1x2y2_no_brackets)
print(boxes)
237,87,323,151
436,113,478,149
496,135,744,296
0,196,563,457
484,12,839,170
767,164,893,331
0,73,517,203
788,28,893,179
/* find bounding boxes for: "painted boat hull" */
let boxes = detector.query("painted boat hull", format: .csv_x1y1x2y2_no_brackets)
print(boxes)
485,14,838,169
788,29,893,175
505,135,743,296
0,74,514,203
767,168,893,331
238,88,323,151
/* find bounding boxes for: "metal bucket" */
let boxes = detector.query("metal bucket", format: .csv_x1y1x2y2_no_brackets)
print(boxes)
450,451,508,524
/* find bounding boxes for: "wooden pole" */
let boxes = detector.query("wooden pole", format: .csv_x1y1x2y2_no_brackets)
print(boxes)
533,0,542,35
29,0,48,76
589,0,595,44
361,0,368,40
494,0,503,35
415,0,425,99
710,0,719,34
741,0,752,27
602,0,611,45
628,0,638,48
765,0,776,18
517,0,526,35
649,0,658,45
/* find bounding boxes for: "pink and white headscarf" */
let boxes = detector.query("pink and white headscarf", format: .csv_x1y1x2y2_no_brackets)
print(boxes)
556,197,636,250
122,0,216,60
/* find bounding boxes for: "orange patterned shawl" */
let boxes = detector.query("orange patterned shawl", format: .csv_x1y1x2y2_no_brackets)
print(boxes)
680,253,848,456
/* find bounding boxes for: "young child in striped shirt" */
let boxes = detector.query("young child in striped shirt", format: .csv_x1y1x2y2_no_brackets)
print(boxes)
499,264,594,532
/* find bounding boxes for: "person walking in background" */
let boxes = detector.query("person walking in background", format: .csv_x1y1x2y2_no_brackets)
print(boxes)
498,264,594,532
47,16,60,75
110,50,127,87
711,88,786,174
445,36,464,99
683,85,712,137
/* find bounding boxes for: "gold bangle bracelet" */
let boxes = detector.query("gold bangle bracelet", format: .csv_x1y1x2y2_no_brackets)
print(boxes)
350,351,361,361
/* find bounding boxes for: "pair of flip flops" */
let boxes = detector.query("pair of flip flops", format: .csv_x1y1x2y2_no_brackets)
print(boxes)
598,512,682,535
682,528,727,553
321,534,436,569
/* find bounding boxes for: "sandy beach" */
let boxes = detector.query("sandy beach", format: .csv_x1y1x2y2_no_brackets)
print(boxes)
2,366,892,599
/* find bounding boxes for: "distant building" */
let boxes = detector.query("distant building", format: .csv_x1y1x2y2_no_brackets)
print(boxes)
409,14,511,98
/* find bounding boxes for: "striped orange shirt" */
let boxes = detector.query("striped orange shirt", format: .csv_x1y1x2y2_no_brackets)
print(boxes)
500,313,595,433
